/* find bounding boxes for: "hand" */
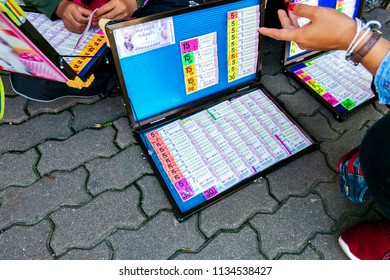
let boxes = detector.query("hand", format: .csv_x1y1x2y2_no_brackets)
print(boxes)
55,1,93,33
94,0,138,21
258,4,357,51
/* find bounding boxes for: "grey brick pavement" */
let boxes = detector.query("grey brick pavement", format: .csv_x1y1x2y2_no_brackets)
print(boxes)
0,7,389,260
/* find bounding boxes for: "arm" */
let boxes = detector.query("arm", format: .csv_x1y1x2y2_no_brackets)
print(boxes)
23,0,93,33
23,0,62,19
258,4,390,75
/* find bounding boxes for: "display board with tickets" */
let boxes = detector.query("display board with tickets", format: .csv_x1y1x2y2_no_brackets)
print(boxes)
0,0,108,88
104,0,318,220
282,0,376,121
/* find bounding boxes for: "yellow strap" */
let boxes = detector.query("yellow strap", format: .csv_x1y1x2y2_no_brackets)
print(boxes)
0,0,25,26
7,0,25,18
66,74,95,89
0,77,5,120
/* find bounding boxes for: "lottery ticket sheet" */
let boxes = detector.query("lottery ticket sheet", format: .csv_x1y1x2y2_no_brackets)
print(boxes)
283,0,373,120
288,50,375,116
143,88,314,215
26,12,106,74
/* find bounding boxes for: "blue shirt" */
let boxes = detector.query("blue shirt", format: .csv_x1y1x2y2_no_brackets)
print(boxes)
375,50,390,105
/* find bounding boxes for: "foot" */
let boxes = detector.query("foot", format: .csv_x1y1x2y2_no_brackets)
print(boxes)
339,219,390,260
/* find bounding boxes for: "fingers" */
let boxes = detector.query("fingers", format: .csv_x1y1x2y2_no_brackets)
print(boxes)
258,27,299,42
277,10,294,29
289,3,317,19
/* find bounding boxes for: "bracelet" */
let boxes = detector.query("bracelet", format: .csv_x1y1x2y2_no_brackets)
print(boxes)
350,30,382,65
345,19,381,65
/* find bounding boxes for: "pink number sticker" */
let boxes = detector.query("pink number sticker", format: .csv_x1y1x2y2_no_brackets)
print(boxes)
174,178,194,201
203,186,218,200
180,39,198,53
302,75,312,82
322,92,339,107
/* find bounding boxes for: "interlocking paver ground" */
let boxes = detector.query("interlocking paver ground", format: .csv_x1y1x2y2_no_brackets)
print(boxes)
0,6,389,260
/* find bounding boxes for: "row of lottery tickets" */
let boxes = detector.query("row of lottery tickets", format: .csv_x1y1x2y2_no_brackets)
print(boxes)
146,89,312,202
227,5,260,83
180,4,261,94
294,50,374,111
26,12,105,73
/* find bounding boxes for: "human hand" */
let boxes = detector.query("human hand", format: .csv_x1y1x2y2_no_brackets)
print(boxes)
94,0,138,21
258,4,357,51
55,1,93,33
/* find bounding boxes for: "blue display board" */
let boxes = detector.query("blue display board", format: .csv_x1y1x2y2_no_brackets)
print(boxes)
111,0,261,123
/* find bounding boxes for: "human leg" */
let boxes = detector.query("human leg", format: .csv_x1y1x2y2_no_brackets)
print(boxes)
360,114,390,219
338,114,390,260
10,58,119,102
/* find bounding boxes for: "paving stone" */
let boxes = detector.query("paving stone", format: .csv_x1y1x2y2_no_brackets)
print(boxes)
277,89,322,117
0,111,73,154
249,194,334,259
298,112,341,141
310,233,348,260
320,129,368,170
320,104,383,133
279,245,321,260
373,103,390,115
137,175,172,217
27,96,101,117
364,8,390,34
72,96,127,131
37,127,119,175
0,220,52,260
174,225,264,260
59,241,111,260
0,96,28,124
111,211,204,259
50,187,145,256
0,149,39,190
261,38,284,76
199,180,278,237
86,145,152,196
260,73,298,97
267,151,335,201
0,167,89,230
113,117,136,148
314,182,371,220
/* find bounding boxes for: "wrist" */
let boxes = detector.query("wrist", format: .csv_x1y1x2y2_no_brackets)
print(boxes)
341,19,358,50
55,0,72,19
350,30,382,65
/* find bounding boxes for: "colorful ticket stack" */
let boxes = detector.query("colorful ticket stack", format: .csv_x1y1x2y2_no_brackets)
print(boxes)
180,32,219,94
227,5,260,82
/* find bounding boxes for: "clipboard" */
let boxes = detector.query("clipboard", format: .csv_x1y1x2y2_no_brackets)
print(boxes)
281,0,376,121
103,0,319,221
0,0,109,88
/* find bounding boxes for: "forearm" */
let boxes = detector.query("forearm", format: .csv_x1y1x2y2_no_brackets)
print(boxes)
359,38,390,75
23,0,62,19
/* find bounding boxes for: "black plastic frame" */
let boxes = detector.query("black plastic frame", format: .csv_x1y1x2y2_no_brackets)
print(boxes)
134,83,319,221
1,6,108,81
105,0,319,221
280,0,375,121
